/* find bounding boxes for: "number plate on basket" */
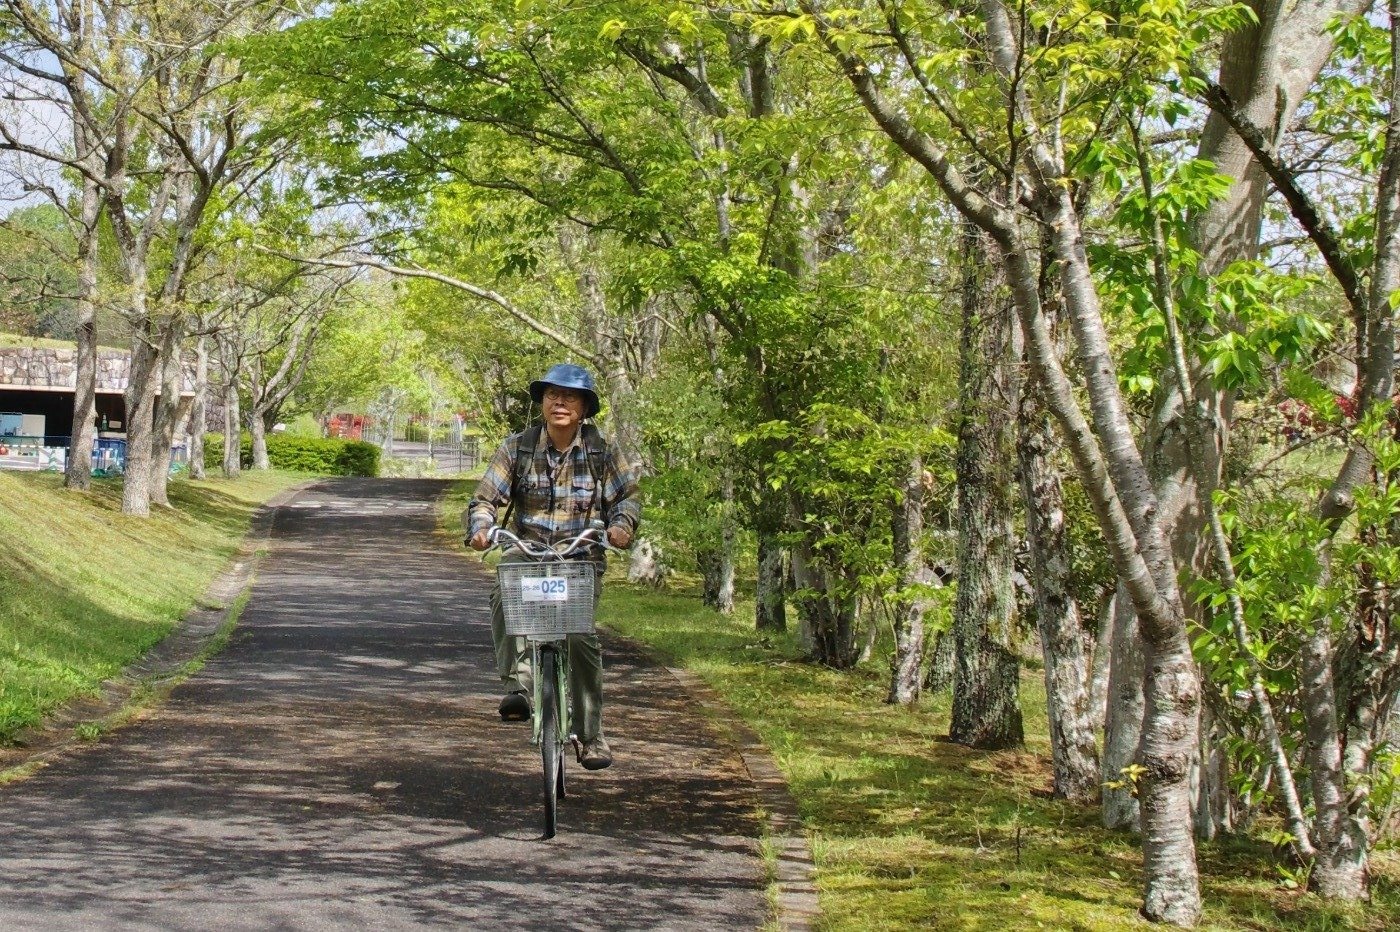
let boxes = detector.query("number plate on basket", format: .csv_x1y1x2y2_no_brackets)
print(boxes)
521,576,569,602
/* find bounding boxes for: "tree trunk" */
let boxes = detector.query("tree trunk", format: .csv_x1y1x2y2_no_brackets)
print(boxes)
149,321,183,507
756,531,787,632
1313,0,1400,892
1014,177,1201,920
717,470,737,614
1088,592,1114,734
816,9,1204,917
889,452,930,706
857,602,881,664
1138,638,1206,923
949,229,1022,750
189,336,208,481
1302,628,1371,897
1103,589,1145,829
250,410,271,470
791,535,857,667
1192,703,1234,840
698,548,722,609
65,179,101,492
121,322,159,516
1195,0,1370,274
1020,379,1099,799
222,377,242,479
925,630,956,694
603,360,645,468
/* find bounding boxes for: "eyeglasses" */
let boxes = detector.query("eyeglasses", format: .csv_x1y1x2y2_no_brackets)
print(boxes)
542,389,584,405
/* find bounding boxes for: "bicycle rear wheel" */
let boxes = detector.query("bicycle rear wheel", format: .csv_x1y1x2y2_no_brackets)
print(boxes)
540,646,561,839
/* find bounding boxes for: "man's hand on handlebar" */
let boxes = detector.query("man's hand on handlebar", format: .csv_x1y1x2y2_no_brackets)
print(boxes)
469,524,629,556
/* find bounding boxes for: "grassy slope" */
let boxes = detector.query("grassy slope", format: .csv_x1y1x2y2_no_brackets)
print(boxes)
599,583,1400,932
0,331,121,352
0,470,307,740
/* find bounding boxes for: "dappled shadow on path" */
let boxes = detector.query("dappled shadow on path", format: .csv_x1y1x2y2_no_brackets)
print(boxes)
0,478,765,931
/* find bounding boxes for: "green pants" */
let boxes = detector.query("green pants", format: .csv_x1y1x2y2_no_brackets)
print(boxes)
489,560,605,742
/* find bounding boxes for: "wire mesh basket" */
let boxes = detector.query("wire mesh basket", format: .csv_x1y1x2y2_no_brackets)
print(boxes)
497,560,597,639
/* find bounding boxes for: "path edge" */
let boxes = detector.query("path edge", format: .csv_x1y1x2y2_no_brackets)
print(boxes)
658,663,820,932
0,479,316,782
600,626,820,932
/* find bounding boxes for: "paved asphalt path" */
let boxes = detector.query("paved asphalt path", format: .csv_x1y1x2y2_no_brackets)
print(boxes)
0,478,766,930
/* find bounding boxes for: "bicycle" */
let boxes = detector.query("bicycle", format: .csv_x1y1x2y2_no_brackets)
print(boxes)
485,523,612,839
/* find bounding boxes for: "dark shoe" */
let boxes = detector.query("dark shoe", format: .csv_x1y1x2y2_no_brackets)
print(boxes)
498,691,531,721
580,736,612,770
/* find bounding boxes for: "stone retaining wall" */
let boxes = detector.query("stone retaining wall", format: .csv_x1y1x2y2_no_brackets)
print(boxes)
0,346,192,394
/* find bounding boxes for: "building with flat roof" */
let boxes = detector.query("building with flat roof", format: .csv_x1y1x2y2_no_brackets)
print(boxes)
0,344,193,445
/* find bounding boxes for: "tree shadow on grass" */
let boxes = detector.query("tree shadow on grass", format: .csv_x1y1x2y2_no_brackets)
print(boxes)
604,584,1400,931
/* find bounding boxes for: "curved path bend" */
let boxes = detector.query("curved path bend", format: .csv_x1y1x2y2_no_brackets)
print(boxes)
0,478,767,930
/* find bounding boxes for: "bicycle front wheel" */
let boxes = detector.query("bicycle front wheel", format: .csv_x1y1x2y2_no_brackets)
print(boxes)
540,646,561,839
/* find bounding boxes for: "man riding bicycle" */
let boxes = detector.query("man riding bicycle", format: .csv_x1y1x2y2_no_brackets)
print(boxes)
465,363,641,771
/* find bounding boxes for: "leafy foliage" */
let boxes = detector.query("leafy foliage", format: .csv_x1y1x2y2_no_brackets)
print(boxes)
204,433,381,476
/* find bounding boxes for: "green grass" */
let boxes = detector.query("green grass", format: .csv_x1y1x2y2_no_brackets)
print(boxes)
0,469,307,742
597,582,1400,931
0,331,122,351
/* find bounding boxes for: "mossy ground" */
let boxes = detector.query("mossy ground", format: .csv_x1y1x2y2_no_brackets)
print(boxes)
598,581,1400,931
0,470,306,741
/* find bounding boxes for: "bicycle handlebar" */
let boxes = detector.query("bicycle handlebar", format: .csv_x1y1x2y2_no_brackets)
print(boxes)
483,524,618,559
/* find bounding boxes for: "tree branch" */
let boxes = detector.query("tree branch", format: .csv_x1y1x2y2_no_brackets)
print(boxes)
1196,69,1364,316
256,248,603,367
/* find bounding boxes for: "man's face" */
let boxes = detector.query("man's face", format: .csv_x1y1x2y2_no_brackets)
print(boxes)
542,386,586,434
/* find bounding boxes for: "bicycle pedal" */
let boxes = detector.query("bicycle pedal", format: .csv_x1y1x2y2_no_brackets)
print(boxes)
569,735,582,762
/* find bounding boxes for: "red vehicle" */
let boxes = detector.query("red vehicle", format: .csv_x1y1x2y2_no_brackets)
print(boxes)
326,413,371,440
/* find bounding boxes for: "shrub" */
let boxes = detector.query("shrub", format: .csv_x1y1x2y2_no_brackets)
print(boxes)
202,432,380,477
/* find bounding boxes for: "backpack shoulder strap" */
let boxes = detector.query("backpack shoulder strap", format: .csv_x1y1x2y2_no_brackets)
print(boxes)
580,423,609,478
580,422,612,523
516,423,543,477
500,423,542,530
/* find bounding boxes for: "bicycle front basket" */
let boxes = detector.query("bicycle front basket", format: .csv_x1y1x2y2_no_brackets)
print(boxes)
497,560,597,639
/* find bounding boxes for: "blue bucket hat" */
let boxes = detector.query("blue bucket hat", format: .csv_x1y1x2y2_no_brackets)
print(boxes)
529,363,601,418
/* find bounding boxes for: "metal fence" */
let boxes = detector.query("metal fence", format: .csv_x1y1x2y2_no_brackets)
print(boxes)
0,436,188,476
441,436,481,474
369,421,481,474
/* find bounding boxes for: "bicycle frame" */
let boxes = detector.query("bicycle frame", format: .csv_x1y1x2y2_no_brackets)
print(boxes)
483,524,614,837
530,640,573,749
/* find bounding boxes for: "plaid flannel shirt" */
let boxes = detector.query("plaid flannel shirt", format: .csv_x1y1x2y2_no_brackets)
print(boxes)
465,426,641,551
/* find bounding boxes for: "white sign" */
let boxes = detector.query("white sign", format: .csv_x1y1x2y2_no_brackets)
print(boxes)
521,576,569,603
